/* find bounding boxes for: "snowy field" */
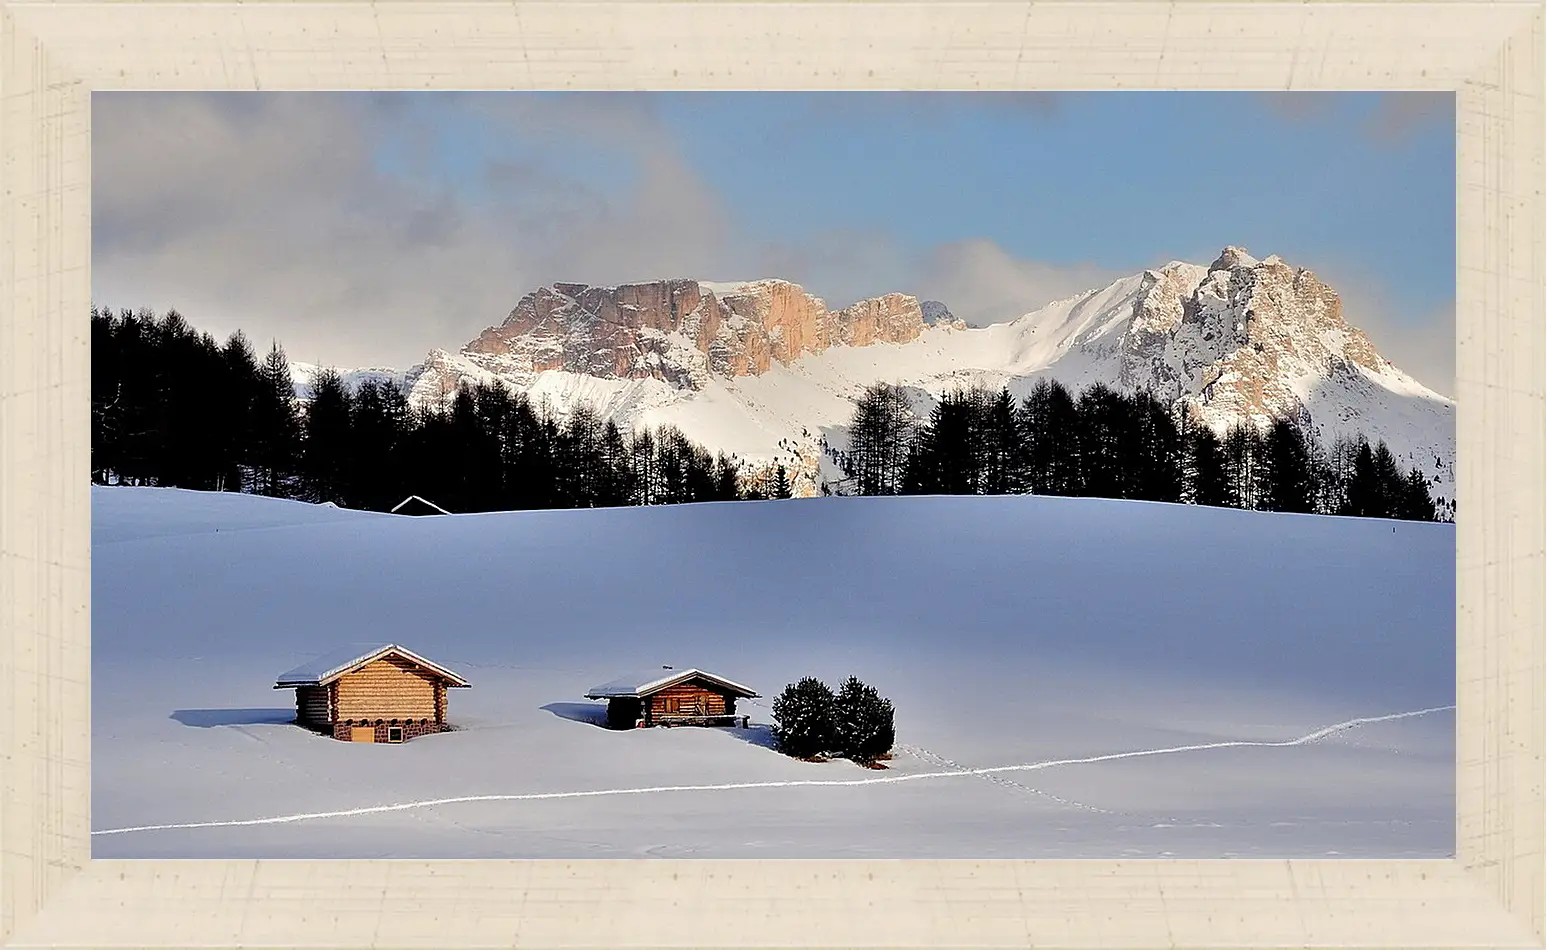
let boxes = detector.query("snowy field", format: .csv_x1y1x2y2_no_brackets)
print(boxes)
91,486,1456,859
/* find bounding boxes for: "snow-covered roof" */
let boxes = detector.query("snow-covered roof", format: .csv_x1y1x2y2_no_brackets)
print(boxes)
274,642,471,688
390,495,452,515
584,667,759,700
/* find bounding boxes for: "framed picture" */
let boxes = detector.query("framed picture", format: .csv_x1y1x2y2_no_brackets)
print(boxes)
1,2,1541,948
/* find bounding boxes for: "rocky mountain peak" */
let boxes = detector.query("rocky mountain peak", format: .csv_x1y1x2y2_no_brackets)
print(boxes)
441,278,954,393
1114,248,1406,435
1210,245,1261,272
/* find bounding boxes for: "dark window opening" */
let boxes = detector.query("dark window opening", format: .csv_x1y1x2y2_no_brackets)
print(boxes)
387,726,404,743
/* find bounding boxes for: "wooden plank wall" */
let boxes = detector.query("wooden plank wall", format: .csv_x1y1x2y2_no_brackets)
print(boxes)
295,686,330,724
334,656,437,720
649,684,729,718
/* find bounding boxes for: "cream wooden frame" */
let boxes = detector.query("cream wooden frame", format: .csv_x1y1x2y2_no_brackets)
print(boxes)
1,2,1541,947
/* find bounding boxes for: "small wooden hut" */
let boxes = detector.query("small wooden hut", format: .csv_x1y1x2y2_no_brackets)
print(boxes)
585,666,759,729
274,643,470,742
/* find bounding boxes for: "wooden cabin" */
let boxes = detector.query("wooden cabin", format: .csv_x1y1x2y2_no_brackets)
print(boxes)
273,643,470,742
585,666,759,729
390,495,452,516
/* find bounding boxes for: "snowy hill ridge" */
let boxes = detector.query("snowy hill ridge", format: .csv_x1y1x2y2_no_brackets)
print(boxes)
292,247,1455,503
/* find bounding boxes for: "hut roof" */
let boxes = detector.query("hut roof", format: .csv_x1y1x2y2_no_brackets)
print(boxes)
390,495,452,515
273,642,471,689
584,667,759,700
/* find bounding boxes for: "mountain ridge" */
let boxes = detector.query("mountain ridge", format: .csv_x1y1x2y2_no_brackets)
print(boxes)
290,247,1454,508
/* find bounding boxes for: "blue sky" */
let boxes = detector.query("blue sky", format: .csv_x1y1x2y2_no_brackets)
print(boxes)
93,91,1456,391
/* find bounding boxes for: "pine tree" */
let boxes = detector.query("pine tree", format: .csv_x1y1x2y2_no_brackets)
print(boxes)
712,452,742,501
1398,468,1437,521
770,677,838,759
981,388,1021,495
1260,417,1317,513
1371,441,1404,517
218,330,262,493
843,383,915,495
250,341,301,496
1222,423,1264,510
300,368,355,504
1019,378,1081,496
90,306,125,484
1129,391,1185,503
1075,383,1132,500
906,388,988,495
1185,418,1234,508
1343,438,1383,517
348,379,408,510
596,418,635,507
771,463,792,499
832,676,896,765
1323,434,1362,517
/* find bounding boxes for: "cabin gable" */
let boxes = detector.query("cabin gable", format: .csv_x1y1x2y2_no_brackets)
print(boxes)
334,655,439,721
646,679,734,720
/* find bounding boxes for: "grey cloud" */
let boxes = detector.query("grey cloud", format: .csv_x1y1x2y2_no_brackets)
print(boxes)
91,92,716,368
93,94,527,366
1253,91,1453,145
909,241,1127,326
1364,92,1454,144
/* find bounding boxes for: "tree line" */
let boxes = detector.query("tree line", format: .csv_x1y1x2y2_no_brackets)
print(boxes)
831,380,1447,522
92,306,1447,521
91,306,777,513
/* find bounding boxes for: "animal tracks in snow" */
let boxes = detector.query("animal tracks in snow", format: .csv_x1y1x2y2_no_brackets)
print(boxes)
895,743,1114,814
92,704,1454,838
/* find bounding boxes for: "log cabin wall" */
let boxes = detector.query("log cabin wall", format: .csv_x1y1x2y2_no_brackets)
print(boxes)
334,656,438,720
648,683,730,719
295,685,331,725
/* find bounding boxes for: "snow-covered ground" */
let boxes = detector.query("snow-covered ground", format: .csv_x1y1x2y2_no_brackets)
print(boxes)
91,486,1455,859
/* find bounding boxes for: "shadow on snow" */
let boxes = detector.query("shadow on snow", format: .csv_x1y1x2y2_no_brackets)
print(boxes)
541,701,782,751
170,708,297,728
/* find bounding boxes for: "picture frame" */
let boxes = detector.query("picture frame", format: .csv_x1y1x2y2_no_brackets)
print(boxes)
1,2,1541,947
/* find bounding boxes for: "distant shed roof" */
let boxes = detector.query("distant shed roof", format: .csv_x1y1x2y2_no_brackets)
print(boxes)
585,667,759,700
274,642,471,688
391,495,452,515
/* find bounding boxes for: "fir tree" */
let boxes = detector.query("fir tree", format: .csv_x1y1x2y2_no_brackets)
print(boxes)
832,676,896,765
250,341,301,496
1260,417,1318,513
1343,438,1383,517
770,677,838,759
1019,378,1081,496
771,463,792,499
1185,419,1234,508
843,383,916,495
1398,467,1438,521
300,368,355,504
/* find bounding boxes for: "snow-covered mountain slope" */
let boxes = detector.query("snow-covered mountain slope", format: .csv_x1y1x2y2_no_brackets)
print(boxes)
295,247,1455,506
288,363,407,401
92,485,1455,859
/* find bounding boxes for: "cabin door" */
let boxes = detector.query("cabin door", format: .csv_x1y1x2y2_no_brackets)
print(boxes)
350,726,376,743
